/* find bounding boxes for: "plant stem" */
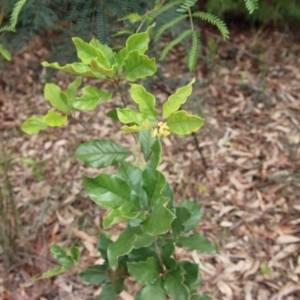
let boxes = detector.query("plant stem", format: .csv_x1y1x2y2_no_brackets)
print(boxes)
188,8,194,31
153,237,166,274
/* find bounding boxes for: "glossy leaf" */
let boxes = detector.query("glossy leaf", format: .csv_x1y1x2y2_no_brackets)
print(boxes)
103,208,141,229
72,86,112,110
21,116,48,134
133,232,153,249
43,109,67,127
177,233,216,253
122,51,156,81
163,267,190,300
130,84,157,120
162,78,195,119
72,37,110,67
44,83,70,113
161,240,177,271
98,231,111,260
90,38,115,64
126,31,150,54
127,257,160,285
83,173,139,210
96,283,117,300
138,130,156,159
121,119,155,134
107,227,139,270
42,61,104,78
172,207,191,237
147,139,162,169
75,139,131,169
50,243,73,267
167,110,204,135
179,261,200,292
116,108,145,125
179,200,202,232
139,278,166,300
79,264,110,285
67,76,82,99
141,202,176,236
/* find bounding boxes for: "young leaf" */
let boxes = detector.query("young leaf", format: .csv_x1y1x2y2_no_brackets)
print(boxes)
89,38,115,64
67,77,82,99
21,116,48,134
167,110,204,135
179,200,202,232
121,119,155,134
146,139,162,169
44,83,70,114
90,58,115,78
79,264,110,285
70,245,81,263
177,233,216,253
163,267,190,300
139,278,166,300
42,62,105,78
130,84,157,120
141,202,176,236
0,44,11,61
43,109,67,127
82,173,140,210
127,257,160,285
72,86,112,110
50,243,74,267
72,37,110,67
162,78,195,119
75,139,132,169
36,266,70,280
107,227,140,270
138,130,156,160
116,108,146,125
121,51,157,81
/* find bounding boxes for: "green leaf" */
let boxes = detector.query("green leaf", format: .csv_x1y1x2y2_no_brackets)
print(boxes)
83,173,139,210
126,32,150,54
167,111,204,135
96,283,118,300
161,240,177,271
0,44,11,61
147,139,162,169
142,165,166,206
90,38,115,64
141,202,176,236
50,243,73,267
90,58,115,78
130,84,157,120
75,139,131,169
44,83,70,113
116,108,146,125
70,245,81,262
121,119,155,134
79,264,110,285
43,109,67,127
72,37,110,67
139,278,166,300
191,295,213,300
138,130,156,160
67,77,82,99
103,208,141,229
172,207,191,237
122,51,157,81
179,261,200,292
133,232,153,249
21,116,48,134
162,78,195,119
163,267,190,300
72,86,112,110
107,227,139,270
127,257,160,285
36,266,70,280
177,233,216,253
98,231,111,260
179,200,202,232
42,61,104,78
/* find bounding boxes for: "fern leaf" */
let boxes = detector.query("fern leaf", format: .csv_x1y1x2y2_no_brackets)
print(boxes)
160,29,192,60
188,30,199,71
0,0,27,33
177,0,197,13
193,12,229,39
154,14,187,42
119,13,143,24
147,0,183,22
244,0,259,14
0,44,11,61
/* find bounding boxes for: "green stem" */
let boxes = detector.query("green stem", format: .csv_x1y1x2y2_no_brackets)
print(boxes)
153,237,166,274
188,7,194,31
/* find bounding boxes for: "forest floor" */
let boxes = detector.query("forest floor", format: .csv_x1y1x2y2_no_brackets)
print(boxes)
1,26,300,300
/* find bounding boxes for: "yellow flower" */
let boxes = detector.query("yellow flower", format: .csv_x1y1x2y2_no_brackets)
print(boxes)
151,122,170,137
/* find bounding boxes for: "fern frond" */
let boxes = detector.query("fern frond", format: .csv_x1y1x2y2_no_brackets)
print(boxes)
154,14,187,42
177,0,197,13
160,29,192,60
95,4,110,44
0,0,27,32
119,13,143,24
147,0,182,22
244,0,259,14
193,12,229,39
188,30,199,71
0,44,11,60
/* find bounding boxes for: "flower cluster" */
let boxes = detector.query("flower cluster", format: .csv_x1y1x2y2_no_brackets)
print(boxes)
151,122,170,137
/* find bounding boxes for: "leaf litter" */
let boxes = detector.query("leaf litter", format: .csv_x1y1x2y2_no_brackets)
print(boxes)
0,28,300,299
